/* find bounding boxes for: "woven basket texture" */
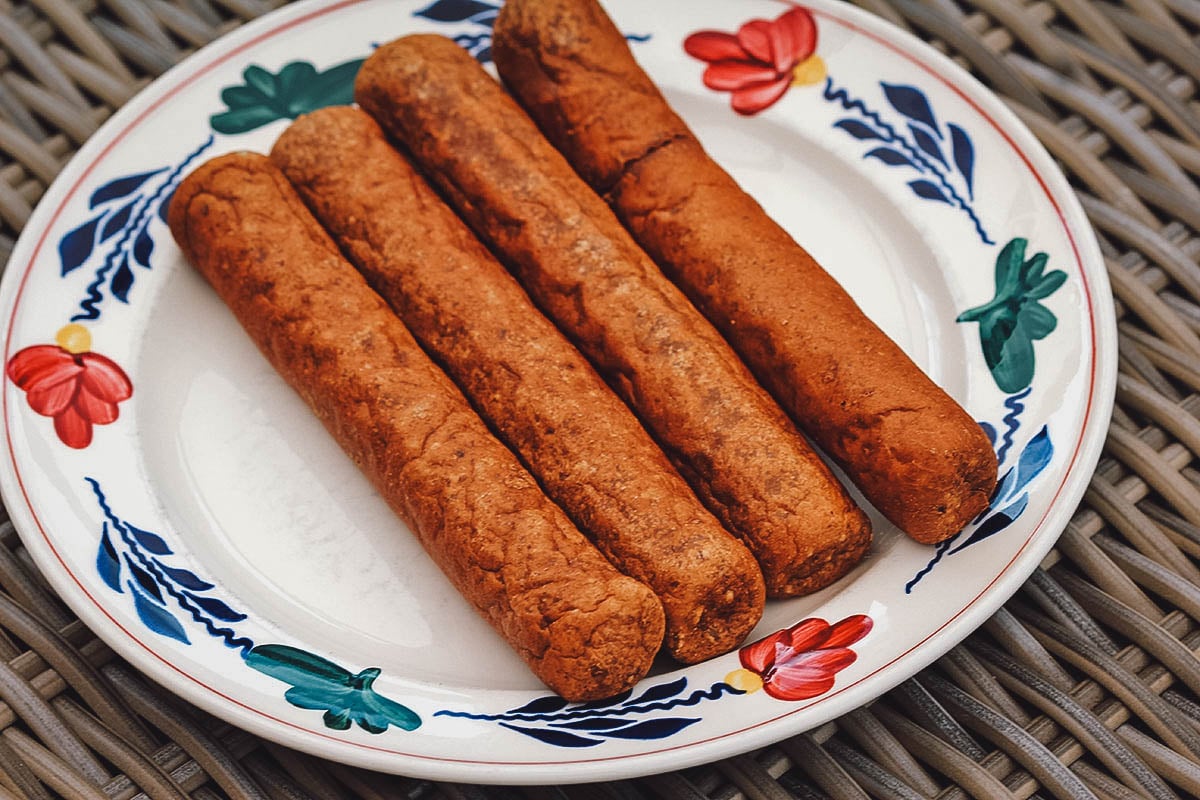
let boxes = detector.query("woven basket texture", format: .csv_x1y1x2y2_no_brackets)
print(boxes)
2,0,1200,797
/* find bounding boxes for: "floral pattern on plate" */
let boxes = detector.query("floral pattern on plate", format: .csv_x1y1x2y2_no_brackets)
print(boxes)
0,0,1113,783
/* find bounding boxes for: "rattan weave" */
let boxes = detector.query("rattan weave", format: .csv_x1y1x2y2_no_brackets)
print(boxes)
1,0,1199,797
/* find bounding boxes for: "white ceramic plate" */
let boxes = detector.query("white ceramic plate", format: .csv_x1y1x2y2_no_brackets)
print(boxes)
0,0,1115,784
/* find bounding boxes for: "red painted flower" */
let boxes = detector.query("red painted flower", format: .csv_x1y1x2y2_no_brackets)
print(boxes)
7,324,132,449
684,6,825,116
727,614,872,701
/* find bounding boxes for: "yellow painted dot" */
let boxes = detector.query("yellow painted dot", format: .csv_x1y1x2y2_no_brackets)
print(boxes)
725,668,764,694
55,324,91,354
791,54,827,87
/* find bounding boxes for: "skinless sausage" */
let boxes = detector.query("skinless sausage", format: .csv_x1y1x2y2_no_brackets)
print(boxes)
355,36,871,596
167,152,665,701
270,106,765,663
491,0,998,543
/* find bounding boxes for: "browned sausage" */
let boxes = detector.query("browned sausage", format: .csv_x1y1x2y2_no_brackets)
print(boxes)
269,106,765,663
167,152,665,701
491,0,998,544
355,35,870,597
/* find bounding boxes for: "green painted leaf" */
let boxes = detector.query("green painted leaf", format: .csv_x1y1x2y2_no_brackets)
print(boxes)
993,238,1026,298
1020,302,1057,340
324,708,353,730
210,106,285,135
959,237,1067,394
245,645,421,734
278,62,317,96
1027,270,1067,300
358,686,422,732
291,59,364,113
245,643,353,686
220,85,265,109
210,58,365,135
242,65,278,99
1020,251,1048,283
955,305,987,323
992,325,1036,394
284,683,353,711
978,312,1008,371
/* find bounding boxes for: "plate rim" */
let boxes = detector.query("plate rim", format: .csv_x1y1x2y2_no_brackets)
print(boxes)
0,0,1117,784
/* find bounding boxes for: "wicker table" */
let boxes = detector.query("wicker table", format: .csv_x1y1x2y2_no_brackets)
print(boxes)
1,0,1199,797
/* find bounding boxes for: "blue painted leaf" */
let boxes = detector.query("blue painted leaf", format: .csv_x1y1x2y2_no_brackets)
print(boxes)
575,689,633,711
508,695,571,715
834,119,884,140
948,123,975,197
89,169,165,209
864,147,913,167
556,717,637,731
158,190,174,224
1012,426,1052,495
100,199,137,241
128,580,189,643
991,466,1016,506
908,123,945,165
474,45,492,63
59,213,103,275
124,555,164,603
948,496,1027,554
185,592,246,622
126,524,171,555
864,146,907,166
499,722,600,747
979,421,997,447
999,493,1029,523
154,561,212,591
415,0,498,22
881,83,940,135
110,256,134,303
597,717,701,740
96,524,122,593
133,228,154,268
908,180,949,203
627,677,688,706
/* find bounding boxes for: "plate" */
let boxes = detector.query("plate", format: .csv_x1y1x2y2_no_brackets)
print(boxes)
0,0,1115,784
